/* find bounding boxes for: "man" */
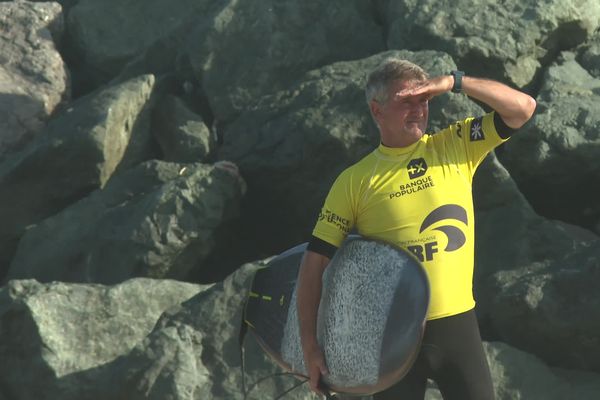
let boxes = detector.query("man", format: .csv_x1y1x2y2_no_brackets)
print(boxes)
296,58,536,400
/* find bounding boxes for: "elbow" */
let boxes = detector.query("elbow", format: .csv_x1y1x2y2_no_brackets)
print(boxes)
504,95,537,129
523,95,537,122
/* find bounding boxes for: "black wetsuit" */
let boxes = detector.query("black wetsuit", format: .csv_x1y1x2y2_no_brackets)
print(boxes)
373,309,494,400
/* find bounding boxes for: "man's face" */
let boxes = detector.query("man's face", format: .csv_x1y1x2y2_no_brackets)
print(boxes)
371,79,429,142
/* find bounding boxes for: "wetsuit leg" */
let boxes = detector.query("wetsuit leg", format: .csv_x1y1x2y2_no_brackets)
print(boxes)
373,309,493,400
372,355,428,400
428,310,495,400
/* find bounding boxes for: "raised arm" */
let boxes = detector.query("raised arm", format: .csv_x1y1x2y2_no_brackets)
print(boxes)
396,74,537,129
297,249,331,395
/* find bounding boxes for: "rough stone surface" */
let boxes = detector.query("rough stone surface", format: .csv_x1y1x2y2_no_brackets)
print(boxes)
472,152,600,323
0,278,206,400
578,31,600,77
0,1,69,158
7,160,244,284
66,0,224,87
0,74,156,277
152,95,214,163
219,49,483,255
486,244,600,372
499,52,600,233
183,0,384,122
485,341,600,399
380,0,600,87
115,261,315,400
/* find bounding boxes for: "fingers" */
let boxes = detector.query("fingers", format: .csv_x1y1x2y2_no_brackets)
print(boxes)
307,353,330,396
395,76,452,100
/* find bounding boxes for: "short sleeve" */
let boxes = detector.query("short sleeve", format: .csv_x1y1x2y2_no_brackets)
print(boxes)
311,169,357,248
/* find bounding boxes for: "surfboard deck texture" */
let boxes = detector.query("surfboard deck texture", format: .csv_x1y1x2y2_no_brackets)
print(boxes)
244,237,430,395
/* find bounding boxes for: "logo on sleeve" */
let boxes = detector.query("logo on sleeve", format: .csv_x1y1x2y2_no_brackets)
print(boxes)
407,158,428,179
469,117,485,141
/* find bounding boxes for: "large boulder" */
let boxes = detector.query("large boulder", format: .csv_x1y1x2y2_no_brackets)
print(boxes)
485,243,600,372
6,160,244,284
0,278,206,400
0,1,69,158
498,52,600,233
378,0,600,87
182,0,384,122
66,0,225,88
577,30,600,77
114,261,314,400
472,152,600,334
0,74,157,277
219,49,483,257
152,95,215,163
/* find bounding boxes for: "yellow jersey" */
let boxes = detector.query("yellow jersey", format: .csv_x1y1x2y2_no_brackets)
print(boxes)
311,112,512,320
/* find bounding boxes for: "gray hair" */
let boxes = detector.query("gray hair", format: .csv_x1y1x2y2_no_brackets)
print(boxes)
365,58,429,104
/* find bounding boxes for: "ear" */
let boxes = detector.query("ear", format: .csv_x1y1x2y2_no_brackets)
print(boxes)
370,100,382,123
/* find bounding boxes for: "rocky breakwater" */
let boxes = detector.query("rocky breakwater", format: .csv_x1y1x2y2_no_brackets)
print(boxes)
0,0,600,399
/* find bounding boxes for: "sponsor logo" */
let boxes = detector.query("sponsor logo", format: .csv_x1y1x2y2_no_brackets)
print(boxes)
406,204,468,262
407,158,428,179
319,208,351,234
389,176,435,199
469,117,485,141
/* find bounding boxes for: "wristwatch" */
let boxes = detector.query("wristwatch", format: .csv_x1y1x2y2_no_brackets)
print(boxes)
450,70,465,93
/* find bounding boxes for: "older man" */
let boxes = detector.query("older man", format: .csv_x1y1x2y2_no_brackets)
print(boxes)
297,58,536,400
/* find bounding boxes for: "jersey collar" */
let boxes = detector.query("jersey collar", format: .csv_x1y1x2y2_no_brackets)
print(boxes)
377,136,425,156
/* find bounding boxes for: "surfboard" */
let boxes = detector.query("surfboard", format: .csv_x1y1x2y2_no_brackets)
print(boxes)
243,236,430,395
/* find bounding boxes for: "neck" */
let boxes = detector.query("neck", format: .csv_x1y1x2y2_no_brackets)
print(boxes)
379,130,423,148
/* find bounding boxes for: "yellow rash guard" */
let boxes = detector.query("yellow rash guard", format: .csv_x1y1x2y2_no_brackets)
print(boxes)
311,112,512,320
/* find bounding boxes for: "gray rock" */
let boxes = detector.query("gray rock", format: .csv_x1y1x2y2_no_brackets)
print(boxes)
498,52,600,233
472,153,600,334
66,0,224,87
152,95,214,163
0,278,206,400
578,31,600,77
183,0,384,121
485,342,600,399
115,261,315,400
7,160,244,284
0,1,69,158
486,243,600,372
219,49,483,255
379,0,600,87
0,74,156,277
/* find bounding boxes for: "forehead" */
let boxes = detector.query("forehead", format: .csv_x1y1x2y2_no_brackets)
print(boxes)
389,79,424,92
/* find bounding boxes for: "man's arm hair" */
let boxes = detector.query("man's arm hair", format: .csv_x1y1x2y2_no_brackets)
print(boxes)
462,76,537,129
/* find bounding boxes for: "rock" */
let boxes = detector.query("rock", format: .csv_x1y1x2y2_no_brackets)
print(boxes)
379,0,600,87
182,0,384,122
472,153,600,337
0,278,206,400
66,0,225,88
219,49,483,257
6,160,244,284
115,261,315,400
486,244,600,371
485,341,600,399
0,1,69,158
0,74,157,278
498,52,600,233
152,95,215,163
578,31,600,77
